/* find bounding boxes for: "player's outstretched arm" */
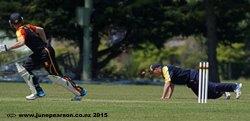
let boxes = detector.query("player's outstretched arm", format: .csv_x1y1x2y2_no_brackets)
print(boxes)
8,33,25,50
8,41,25,50
166,84,174,99
161,82,173,100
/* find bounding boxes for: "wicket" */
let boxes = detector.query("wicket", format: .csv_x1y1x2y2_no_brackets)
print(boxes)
198,62,209,103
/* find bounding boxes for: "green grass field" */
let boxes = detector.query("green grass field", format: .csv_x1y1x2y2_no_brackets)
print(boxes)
0,80,249,121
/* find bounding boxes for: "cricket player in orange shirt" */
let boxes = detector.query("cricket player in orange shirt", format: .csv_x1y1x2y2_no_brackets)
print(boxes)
1,13,87,101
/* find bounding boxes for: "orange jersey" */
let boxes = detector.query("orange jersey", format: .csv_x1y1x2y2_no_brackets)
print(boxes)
15,24,47,53
16,24,37,41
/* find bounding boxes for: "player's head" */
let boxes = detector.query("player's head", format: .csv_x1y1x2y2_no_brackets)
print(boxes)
149,63,163,76
9,12,24,29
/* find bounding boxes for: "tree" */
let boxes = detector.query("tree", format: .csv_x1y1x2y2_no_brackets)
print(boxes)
0,0,249,80
217,43,247,79
91,0,206,78
204,0,219,82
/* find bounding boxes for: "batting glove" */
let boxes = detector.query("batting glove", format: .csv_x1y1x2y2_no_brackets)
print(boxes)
0,44,8,52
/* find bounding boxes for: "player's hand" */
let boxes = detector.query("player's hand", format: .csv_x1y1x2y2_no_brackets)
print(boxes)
161,97,169,101
138,69,147,78
0,44,8,53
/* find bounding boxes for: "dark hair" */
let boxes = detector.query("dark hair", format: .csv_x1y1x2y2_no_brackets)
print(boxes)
149,64,163,72
9,13,23,25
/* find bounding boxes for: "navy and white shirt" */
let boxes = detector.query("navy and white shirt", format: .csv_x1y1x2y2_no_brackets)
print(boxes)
162,65,193,84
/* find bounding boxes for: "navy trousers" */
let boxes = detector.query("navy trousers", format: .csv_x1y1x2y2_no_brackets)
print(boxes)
22,45,62,92
188,70,237,99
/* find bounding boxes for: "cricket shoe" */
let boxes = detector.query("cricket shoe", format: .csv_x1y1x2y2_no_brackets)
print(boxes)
26,93,38,100
71,87,87,101
26,89,45,100
36,86,46,97
235,83,242,99
37,90,46,97
224,92,231,100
